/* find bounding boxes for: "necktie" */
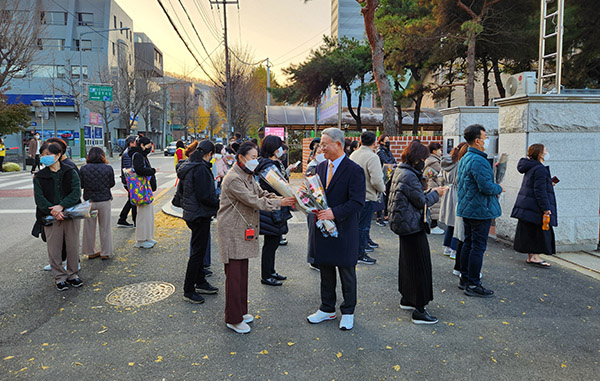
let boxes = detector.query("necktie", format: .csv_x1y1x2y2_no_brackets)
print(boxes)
326,162,334,188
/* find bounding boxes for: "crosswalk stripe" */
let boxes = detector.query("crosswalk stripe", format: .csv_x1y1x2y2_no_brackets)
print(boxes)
0,178,33,188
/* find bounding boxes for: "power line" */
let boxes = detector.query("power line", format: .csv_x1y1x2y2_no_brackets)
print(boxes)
166,0,206,63
191,0,222,42
176,0,219,69
156,0,218,86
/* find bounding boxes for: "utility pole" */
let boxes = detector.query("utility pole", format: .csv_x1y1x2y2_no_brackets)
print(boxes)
210,0,239,135
266,57,271,106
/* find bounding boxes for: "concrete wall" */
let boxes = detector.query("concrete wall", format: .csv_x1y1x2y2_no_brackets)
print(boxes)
441,106,499,157
495,94,600,252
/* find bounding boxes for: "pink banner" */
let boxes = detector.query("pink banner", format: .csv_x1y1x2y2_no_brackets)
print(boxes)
265,127,285,141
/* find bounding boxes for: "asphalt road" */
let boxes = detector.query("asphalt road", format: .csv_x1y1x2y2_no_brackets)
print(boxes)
0,156,598,380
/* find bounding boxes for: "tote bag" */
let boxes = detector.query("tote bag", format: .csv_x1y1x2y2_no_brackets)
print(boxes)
124,166,154,206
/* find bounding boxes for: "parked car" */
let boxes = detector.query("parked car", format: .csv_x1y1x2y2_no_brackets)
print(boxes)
164,141,178,156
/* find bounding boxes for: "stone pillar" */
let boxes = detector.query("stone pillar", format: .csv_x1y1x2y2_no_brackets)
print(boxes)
440,106,499,156
495,94,600,252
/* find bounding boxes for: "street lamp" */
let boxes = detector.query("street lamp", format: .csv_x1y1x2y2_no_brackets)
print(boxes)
78,27,129,158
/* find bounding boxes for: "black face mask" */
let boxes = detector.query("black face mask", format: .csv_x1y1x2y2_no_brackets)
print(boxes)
143,147,152,155
384,142,390,149
414,161,425,171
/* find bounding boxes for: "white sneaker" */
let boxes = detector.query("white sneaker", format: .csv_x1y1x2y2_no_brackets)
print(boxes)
242,314,254,324
43,264,51,271
226,322,251,334
148,239,158,245
339,314,354,330
400,304,416,311
134,241,154,249
449,250,456,260
452,269,460,276
430,227,445,235
443,247,452,256
307,310,336,324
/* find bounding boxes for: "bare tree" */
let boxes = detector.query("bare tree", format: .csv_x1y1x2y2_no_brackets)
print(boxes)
0,0,43,92
211,47,264,137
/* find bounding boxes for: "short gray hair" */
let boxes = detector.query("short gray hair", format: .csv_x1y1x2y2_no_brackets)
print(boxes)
322,128,345,149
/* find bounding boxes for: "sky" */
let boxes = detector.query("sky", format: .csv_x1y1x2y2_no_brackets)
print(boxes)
116,0,333,84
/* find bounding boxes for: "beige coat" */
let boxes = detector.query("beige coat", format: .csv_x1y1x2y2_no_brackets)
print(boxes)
349,145,386,202
423,154,443,220
217,164,281,264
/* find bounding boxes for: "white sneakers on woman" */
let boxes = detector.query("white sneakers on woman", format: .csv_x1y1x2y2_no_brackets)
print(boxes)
226,314,255,334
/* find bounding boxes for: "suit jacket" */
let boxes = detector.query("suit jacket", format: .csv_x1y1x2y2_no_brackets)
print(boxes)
312,155,366,267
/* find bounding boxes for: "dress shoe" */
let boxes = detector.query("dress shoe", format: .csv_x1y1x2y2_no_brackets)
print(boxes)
412,309,438,325
261,277,283,286
271,273,287,281
339,314,354,330
88,252,101,259
100,255,110,260
307,310,336,324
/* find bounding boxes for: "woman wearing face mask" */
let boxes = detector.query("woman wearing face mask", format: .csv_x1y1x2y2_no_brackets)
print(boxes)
33,142,83,291
376,135,396,227
306,143,325,177
388,140,447,324
129,136,158,249
217,142,296,334
178,140,221,303
254,136,292,286
511,144,557,268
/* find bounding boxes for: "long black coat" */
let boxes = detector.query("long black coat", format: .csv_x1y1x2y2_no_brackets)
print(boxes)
311,156,366,267
388,163,439,236
510,158,557,226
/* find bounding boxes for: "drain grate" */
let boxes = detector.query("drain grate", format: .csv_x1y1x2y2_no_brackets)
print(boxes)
105,281,175,307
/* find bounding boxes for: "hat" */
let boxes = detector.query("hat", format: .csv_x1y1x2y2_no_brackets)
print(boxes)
137,136,152,146
198,139,215,155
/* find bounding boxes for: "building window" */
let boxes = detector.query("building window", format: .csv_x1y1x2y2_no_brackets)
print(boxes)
37,38,65,51
129,54,132,66
120,21,123,33
71,65,88,79
74,39,92,51
112,42,115,55
13,68,27,78
113,15,117,29
32,65,65,78
78,12,93,26
41,11,67,25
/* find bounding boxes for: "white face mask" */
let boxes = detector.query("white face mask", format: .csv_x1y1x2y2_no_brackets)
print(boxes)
543,151,549,161
315,153,326,163
483,138,489,151
244,158,259,172
275,147,284,158
214,153,222,160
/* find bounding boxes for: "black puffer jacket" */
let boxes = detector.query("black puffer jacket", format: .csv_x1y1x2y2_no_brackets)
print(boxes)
129,146,157,191
255,157,291,236
80,163,115,202
177,151,219,222
388,163,439,236
510,158,557,226
377,145,397,165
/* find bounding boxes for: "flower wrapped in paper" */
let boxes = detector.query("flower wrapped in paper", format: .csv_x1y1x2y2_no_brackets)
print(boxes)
43,200,98,225
296,175,338,238
258,165,296,199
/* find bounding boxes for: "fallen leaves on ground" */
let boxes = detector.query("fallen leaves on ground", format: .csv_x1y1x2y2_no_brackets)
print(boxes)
336,352,342,358
259,350,269,355
393,365,401,372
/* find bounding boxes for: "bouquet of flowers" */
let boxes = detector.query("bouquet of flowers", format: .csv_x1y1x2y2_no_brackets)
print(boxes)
258,165,296,199
296,175,338,238
43,200,98,225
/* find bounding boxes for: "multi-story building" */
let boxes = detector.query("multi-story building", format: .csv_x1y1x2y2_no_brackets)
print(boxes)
4,0,134,158
133,32,163,146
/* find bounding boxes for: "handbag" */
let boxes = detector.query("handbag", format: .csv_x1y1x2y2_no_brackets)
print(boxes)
422,203,432,234
125,169,154,206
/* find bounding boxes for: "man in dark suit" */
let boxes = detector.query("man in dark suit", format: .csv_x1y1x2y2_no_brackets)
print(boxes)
306,128,366,331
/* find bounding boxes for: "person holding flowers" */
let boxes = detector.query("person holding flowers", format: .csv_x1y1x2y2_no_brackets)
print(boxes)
217,142,296,334
255,135,292,286
306,128,366,331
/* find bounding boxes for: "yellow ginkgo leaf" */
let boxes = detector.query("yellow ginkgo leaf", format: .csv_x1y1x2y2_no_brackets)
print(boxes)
386,346,392,349
393,365,401,372
155,356,163,363
41,365,49,370
230,352,236,355
287,342,295,346
502,321,509,325
203,355,209,359
336,352,342,358
3,356,14,360
561,363,567,368
128,362,134,366
260,350,269,355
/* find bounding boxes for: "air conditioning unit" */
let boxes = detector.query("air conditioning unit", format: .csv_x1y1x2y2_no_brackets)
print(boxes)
505,71,537,97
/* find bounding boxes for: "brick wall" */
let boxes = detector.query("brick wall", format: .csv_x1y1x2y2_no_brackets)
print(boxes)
302,135,443,172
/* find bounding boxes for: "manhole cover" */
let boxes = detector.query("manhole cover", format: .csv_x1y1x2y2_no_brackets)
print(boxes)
105,282,175,307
